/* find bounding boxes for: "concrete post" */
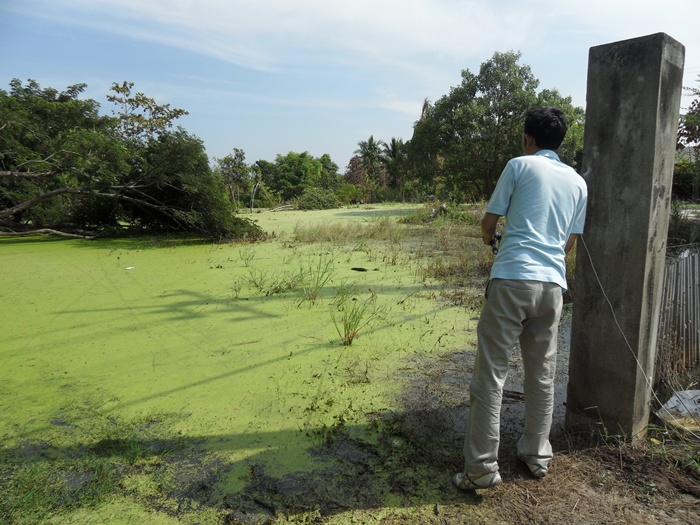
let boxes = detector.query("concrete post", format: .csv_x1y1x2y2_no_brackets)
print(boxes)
566,33,685,440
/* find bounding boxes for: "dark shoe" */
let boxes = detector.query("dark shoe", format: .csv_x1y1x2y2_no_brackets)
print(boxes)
452,471,502,490
517,452,548,478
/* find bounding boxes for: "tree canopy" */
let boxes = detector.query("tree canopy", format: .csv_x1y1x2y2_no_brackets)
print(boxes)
674,74,700,199
404,51,585,201
0,79,262,240
678,74,700,151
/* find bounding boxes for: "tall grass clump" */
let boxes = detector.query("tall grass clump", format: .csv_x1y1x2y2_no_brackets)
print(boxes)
382,240,403,266
366,216,404,242
297,255,336,305
239,253,338,301
405,214,495,308
419,226,490,282
231,275,246,298
239,245,256,266
242,265,307,297
647,420,700,481
330,287,381,346
247,267,270,293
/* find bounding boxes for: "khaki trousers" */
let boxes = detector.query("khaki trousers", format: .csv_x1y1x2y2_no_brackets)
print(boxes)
462,278,563,475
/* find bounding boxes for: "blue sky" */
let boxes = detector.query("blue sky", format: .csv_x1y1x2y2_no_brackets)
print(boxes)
1,0,699,170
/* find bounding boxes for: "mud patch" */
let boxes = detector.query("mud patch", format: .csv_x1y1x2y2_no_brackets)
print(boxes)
221,440,388,522
148,451,233,517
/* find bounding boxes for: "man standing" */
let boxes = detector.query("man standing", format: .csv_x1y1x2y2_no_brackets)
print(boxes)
454,107,588,490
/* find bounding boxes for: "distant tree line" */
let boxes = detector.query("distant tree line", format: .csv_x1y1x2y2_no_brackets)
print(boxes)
31,50,700,240
214,51,588,212
4,51,697,240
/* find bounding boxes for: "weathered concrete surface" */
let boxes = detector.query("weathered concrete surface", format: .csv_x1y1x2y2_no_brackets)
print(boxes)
567,33,685,440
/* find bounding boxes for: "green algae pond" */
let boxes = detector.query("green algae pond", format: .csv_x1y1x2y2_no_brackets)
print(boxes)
1,204,494,524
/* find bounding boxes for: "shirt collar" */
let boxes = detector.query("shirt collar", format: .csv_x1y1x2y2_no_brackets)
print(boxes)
534,149,560,161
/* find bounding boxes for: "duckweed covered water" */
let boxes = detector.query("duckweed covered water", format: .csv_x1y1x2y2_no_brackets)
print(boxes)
1,205,484,523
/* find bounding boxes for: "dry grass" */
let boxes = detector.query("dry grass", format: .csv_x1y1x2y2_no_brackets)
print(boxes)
292,217,404,244
472,446,699,525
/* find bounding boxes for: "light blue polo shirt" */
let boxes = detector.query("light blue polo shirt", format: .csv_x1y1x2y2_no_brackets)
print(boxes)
486,150,587,290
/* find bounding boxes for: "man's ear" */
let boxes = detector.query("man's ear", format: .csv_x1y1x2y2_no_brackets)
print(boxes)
523,133,536,148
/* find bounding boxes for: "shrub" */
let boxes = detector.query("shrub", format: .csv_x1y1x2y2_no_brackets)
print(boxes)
336,183,364,204
296,187,341,210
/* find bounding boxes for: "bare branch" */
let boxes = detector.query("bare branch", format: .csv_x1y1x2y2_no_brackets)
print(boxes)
0,149,89,180
0,187,78,218
16,150,76,168
0,183,193,236
88,191,188,229
0,170,55,179
0,186,171,218
0,228,96,239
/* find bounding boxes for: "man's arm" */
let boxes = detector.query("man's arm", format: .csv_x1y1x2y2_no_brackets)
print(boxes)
481,212,501,245
565,234,578,254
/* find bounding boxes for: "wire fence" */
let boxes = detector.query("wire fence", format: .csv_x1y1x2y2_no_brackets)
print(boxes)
656,250,700,384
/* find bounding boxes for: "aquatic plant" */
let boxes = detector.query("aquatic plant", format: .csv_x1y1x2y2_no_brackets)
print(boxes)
330,290,380,346
297,255,336,305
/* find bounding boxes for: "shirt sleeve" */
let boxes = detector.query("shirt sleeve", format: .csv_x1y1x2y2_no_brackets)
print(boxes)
485,161,516,216
571,191,587,234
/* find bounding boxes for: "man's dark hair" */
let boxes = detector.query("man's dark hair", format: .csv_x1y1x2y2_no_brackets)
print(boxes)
523,106,568,150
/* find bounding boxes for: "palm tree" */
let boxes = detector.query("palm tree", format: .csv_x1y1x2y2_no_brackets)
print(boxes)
381,137,405,188
354,135,386,184
382,137,403,162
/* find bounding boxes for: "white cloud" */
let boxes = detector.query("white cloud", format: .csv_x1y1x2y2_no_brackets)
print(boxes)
13,1,700,100
10,1,700,72
28,0,533,69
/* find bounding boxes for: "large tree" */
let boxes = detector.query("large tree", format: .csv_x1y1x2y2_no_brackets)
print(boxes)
0,79,129,235
344,155,365,186
536,88,585,170
270,151,337,201
107,81,189,141
0,79,261,240
405,51,584,200
214,148,249,208
318,153,342,191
